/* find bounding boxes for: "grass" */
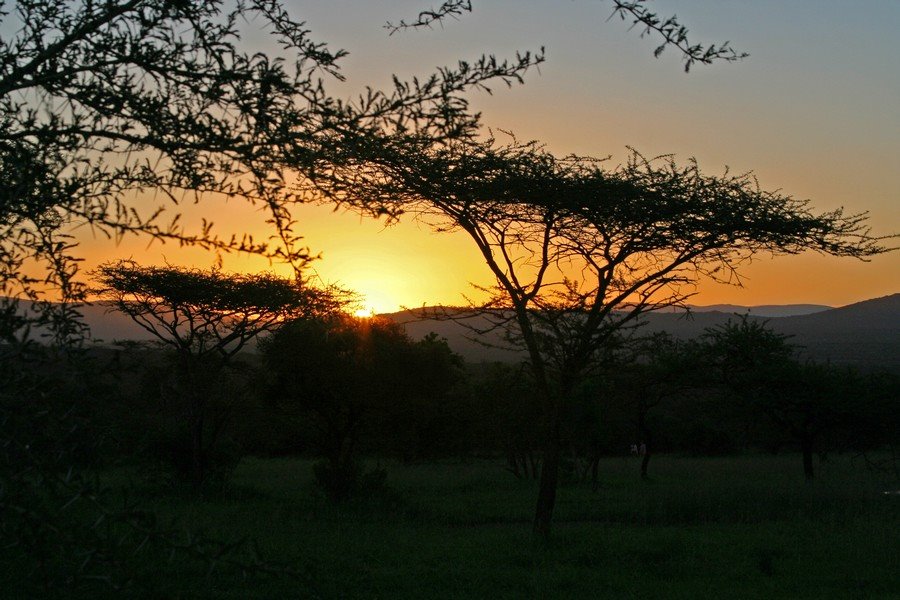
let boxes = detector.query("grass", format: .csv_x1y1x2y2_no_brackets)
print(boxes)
63,455,900,598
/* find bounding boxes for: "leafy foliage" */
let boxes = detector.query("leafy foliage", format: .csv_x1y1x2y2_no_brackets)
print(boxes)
306,132,890,535
262,314,464,499
0,0,542,339
386,0,748,72
609,0,748,71
93,260,342,357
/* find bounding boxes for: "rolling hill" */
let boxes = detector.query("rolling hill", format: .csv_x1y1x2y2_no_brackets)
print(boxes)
388,294,900,371
5,294,898,371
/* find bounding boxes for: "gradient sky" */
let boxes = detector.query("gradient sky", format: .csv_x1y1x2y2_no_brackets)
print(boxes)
75,0,900,313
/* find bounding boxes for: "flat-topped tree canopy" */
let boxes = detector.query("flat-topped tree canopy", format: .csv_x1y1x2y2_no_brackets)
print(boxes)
311,137,888,320
93,260,343,358
305,135,893,538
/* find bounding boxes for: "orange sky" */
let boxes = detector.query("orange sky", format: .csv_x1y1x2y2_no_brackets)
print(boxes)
73,1,899,313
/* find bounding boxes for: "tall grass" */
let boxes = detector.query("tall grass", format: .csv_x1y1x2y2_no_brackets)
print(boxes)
59,455,900,598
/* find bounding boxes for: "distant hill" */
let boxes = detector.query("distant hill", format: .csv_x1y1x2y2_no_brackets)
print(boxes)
7,301,154,343
74,302,154,343
6,294,898,372
387,294,900,372
389,309,522,363
774,294,900,371
676,303,832,318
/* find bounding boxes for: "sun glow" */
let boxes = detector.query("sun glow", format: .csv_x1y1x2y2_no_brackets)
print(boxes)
15,2,899,323
354,307,375,318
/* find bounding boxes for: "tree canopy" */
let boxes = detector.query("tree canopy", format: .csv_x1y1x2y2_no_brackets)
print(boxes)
93,260,340,357
303,133,891,537
308,137,885,347
0,0,541,339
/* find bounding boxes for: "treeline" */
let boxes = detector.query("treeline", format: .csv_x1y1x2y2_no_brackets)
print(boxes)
21,313,895,497
3,309,898,593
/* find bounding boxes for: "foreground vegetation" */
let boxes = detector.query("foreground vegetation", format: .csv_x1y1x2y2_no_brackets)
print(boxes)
3,329,897,598
8,454,894,599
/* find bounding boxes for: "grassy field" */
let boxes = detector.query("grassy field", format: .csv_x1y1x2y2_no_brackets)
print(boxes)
6,455,891,598
80,454,897,599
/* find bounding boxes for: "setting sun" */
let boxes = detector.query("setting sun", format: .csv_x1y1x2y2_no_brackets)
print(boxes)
54,0,899,311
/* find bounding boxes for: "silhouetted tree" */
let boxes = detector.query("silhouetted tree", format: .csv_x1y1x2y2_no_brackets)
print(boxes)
0,0,543,343
262,314,463,500
613,333,704,479
702,317,863,480
94,260,338,488
308,135,889,538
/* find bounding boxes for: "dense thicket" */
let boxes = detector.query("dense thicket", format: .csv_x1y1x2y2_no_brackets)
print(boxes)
75,325,900,474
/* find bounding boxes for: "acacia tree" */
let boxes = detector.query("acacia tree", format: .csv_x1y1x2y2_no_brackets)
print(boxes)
94,259,341,488
301,3,884,536
0,0,754,586
702,317,864,480
0,0,543,343
611,333,704,480
261,314,463,500
305,136,890,538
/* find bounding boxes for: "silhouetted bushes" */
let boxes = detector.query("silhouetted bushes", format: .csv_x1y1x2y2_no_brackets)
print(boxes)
10,326,895,489
85,334,899,475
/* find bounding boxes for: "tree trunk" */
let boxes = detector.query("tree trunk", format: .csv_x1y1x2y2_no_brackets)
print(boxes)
180,357,207,492
638,404,652,480
191,409,204,491
529,451,540,480
533,416,561,541
534,384,565,543
801,436,815,480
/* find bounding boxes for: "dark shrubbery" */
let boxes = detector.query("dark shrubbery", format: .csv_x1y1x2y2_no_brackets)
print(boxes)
262,315,466,499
